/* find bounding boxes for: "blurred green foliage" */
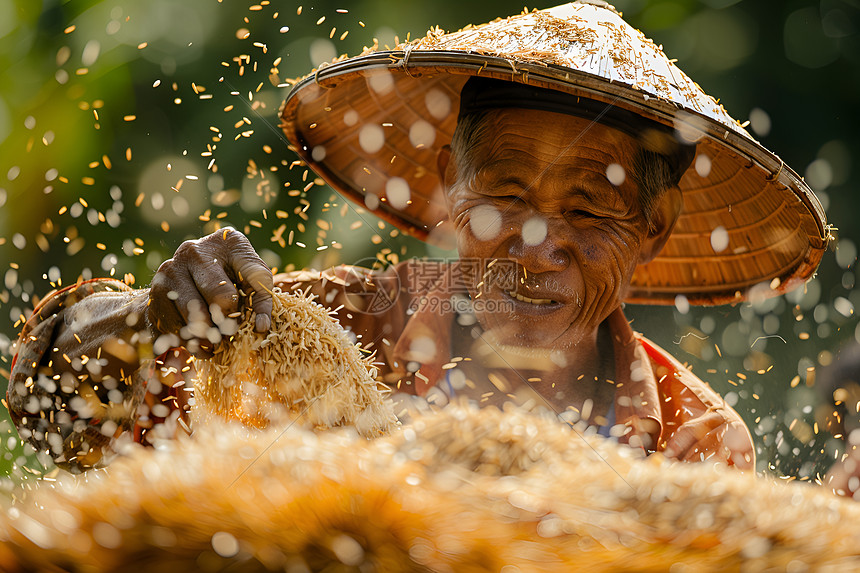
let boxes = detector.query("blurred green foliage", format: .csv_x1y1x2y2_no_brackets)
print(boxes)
0,0,858,483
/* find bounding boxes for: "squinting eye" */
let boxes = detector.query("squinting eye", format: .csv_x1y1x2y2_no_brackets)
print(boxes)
493,195,525,205
566,209,601,220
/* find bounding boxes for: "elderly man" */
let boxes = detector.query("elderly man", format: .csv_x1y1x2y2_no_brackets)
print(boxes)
7,2,827,473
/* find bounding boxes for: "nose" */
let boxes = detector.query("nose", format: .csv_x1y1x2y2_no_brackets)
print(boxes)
506,215,570,274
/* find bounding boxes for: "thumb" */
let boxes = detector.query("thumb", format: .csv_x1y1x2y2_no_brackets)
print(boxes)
219,227,274,333
236,257,273,333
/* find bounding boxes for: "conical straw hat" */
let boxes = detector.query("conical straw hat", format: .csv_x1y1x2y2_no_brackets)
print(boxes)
280,0,828,305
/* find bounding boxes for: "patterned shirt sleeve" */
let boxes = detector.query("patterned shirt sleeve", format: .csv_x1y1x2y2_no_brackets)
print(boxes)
5,279,187,473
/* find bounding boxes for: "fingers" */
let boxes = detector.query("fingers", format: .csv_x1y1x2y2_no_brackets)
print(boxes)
233,257,273,333
150,262,216,357
189,258,240,317
148,262,188,335
189,260,242,341
221,228,273,333
147,228,273,356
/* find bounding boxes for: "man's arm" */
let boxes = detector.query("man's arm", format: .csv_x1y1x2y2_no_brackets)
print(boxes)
637,337,756,470
6,228,274,472
660,411,756,469
6,279,154,471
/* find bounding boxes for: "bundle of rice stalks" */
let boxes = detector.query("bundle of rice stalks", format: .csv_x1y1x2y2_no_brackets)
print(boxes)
2,403,860,572
193,288,396,437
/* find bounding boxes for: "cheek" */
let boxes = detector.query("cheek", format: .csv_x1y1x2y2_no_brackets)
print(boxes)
582,243,599,261
456,220,502,261
456,230,477,258
456,204,517,258
579,225,644,276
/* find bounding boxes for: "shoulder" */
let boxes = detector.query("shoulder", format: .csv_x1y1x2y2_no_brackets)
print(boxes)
636,334,733,413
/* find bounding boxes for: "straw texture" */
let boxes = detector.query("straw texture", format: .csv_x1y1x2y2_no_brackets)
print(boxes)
280,1,828,305
193,288,396,437
1,296,857,570
2,403,859,571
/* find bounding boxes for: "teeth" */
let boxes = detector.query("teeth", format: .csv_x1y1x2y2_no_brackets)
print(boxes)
507,290,553,305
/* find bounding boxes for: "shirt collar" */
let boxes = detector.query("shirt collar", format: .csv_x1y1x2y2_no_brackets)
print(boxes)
392,261,463,393
605,308,663,451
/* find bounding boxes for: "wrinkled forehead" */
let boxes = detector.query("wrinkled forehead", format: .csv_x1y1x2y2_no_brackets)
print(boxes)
471,108,640,169
452,110,642,216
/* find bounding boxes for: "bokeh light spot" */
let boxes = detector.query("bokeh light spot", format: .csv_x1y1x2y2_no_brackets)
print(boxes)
385,177,410,210
425,89,451,120
367,71,394,95
409,120,435,149
358,125,385,154
409,336,437,363
309,38,336,66
694,154,712,178
605,163,625,186
343,109,359,126
364,193,380,210
469,204,502,242
675,294,690,314
748,108,771,137
836,239,857,269
211,531,239,558
710,226,729,252
81,40,101,67
805,158,833,191
521,216,548,246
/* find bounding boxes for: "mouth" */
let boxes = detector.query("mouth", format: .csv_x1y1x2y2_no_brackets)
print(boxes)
506,289,557,306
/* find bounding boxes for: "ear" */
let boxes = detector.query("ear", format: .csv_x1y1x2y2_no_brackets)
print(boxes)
436,144,452,184
639,185,682,264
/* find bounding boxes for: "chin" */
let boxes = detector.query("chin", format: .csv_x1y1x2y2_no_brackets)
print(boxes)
475,305,579,353
494,329,567,352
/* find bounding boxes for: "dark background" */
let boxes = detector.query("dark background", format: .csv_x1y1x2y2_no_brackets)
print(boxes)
0,0,858,481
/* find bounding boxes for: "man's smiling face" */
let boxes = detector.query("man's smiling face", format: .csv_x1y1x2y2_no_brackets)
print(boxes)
442,108,678,352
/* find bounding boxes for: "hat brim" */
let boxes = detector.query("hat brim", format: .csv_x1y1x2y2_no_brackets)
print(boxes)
281,49,827,306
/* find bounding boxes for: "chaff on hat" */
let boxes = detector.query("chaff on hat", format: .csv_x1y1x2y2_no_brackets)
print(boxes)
280,1,828,305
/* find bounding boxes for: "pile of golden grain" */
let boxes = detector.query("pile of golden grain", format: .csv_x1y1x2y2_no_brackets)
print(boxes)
2,403,860,571
2,290,860,571
193,288,396,436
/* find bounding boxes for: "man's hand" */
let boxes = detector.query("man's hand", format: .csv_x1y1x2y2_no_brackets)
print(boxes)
147,228,273,357
826,429,860,500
